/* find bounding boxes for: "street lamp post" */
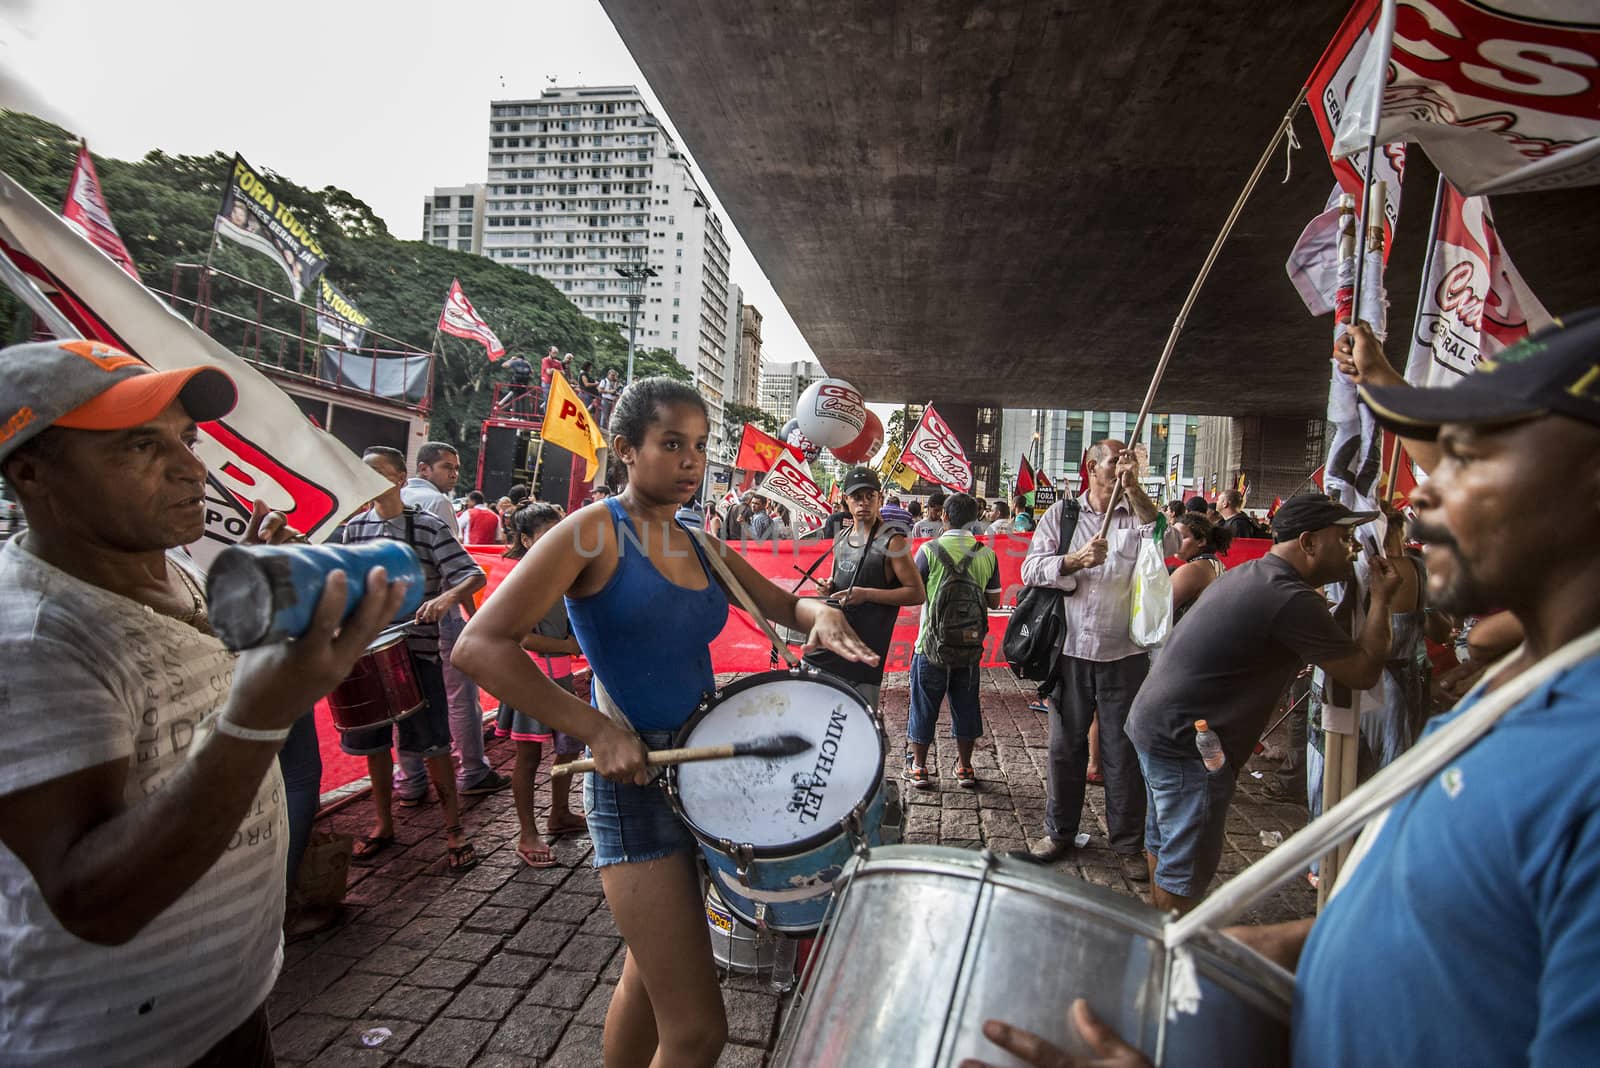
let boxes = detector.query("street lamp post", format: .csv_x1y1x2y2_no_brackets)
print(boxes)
614,262,657,386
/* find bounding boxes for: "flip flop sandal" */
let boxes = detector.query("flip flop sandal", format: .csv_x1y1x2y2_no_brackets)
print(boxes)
445,826,479,874
351,834,395,862
396,793,431,808
517,842,559,869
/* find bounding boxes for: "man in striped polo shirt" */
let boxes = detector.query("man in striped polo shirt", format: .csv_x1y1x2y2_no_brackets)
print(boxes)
0,340,406,1066
341,446,486,874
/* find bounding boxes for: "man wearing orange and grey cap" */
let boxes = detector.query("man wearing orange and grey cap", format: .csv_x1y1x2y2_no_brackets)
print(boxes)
0,339,407,1067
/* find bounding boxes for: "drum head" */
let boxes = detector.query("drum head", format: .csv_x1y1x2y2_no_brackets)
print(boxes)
675,672,883,855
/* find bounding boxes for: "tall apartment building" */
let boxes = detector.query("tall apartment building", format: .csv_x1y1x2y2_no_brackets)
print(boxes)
759,359,823,426
474,86,734,449
1001,409,1200,503
735,303,763,410
421,185,484,253
721,282,742,418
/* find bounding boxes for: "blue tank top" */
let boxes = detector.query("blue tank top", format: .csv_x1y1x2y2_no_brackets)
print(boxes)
566,497,730,731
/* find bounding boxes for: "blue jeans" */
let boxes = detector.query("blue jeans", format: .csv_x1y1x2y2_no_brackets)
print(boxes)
907,653,984,745
1137,748,1237,898
276,710,321,892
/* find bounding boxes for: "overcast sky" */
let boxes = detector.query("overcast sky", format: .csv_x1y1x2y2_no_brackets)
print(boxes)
0,0,823,376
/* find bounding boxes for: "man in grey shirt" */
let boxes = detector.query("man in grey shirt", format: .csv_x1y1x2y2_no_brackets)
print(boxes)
1018,439,1180,878
1125,493,1399,913
397,442,507,798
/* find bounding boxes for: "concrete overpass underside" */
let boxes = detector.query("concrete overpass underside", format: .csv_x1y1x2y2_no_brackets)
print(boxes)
603,0,1600,416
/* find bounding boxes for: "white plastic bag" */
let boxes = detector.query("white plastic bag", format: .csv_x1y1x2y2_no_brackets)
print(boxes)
1129,537,1174,648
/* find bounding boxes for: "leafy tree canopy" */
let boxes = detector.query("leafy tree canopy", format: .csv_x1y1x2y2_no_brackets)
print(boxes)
0,109,695,486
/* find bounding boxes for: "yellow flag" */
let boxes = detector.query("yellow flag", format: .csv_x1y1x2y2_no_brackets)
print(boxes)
542,370,606,480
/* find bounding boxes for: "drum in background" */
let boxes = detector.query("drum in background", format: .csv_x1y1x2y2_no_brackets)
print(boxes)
705,882,778,976
670,668,886,934
327,626,424,733
773,846,1294,1068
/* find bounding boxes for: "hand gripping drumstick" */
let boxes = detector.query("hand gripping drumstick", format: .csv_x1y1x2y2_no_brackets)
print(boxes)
686,526,804,669
552,733,812,777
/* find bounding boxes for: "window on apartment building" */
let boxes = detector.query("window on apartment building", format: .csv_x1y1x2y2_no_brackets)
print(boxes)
456,239,472,251
434,195,451,209
433,225,449,238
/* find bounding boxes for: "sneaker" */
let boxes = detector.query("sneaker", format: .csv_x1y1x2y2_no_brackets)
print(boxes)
461,770,510,796
954,763,977,789
1028,700,1049,714
905,764,932,790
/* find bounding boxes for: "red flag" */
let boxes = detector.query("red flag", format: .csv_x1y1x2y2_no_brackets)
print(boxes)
1305,0,1404,253
1311,464,1325,490
734,422,795,473
896,404,972,493
1014,454,1035,498
1268,496,1284,518
1380,433,1419,508
1076,449,1090,497
61,142,138,279
437,279,505,360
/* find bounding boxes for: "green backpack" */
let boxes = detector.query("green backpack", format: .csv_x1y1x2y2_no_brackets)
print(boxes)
926,541,989,667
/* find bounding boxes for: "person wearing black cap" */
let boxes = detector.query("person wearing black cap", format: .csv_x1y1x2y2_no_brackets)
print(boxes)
969,309,1600,1068
0,340,406,1066
808,466,926,707
1121,491,1401,915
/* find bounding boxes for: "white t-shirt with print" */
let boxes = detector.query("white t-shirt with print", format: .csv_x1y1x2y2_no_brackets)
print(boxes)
0,539,286,1067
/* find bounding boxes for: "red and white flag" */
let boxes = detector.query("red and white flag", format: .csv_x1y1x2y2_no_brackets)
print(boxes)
438,279,505,360
897,404,972,493
1405,179,1551,387
757,452,833,523
1331,0,1600,195
0,170,390,566
1306,0,1405,250
60,143,138,279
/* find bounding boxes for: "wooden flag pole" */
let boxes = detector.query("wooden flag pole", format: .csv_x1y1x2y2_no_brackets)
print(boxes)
1095,88,1308,536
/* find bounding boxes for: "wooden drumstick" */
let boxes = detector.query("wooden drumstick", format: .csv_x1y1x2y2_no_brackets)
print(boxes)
552,732,813,777
686,527,804,669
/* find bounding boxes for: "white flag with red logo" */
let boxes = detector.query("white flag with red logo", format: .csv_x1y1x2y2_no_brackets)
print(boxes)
1406,179,1551,386
757,452,833,523
1331,1,1600,195
898,404,972,493
0,169,390,566
60,143,138,279
437,279,505,360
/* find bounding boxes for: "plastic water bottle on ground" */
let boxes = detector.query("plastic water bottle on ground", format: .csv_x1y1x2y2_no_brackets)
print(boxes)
769,934,797,993
1194,720,1226,773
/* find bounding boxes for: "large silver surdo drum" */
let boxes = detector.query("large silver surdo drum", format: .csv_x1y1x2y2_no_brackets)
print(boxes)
772,845,1293,1067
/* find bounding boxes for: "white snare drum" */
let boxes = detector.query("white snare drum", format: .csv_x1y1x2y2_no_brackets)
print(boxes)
669,667,886,934
773,845,1295,1067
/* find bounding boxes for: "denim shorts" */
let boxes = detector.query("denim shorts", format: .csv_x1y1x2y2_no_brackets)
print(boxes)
1138,748,1237,898
339,653,453,759
582,729,698,869
907,653,984,744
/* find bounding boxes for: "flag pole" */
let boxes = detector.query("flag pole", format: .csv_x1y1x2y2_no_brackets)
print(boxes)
1405,174,1449,388
1096,86,1308,536
1346,0,1398,333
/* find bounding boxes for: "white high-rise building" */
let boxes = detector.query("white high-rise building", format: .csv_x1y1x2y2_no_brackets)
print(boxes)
759,359,823,427
1000,409,1201,503
477,86,734,449
422,185,484,253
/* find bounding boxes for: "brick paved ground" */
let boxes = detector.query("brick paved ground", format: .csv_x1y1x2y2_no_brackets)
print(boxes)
271,669,1313,1066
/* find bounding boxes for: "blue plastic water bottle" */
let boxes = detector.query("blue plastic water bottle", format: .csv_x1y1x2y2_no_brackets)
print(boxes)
205,540,424,650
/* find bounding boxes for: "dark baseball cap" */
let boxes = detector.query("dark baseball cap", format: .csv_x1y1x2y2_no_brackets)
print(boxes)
0,339,236,466
1270,492,1378,542
1360,307,1600,440
841,466,881,495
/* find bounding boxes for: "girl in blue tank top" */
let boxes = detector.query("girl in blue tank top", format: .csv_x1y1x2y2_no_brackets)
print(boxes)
454,378,878,1068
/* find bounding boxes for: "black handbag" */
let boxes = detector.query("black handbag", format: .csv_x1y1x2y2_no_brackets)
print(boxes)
1002,499,1079,681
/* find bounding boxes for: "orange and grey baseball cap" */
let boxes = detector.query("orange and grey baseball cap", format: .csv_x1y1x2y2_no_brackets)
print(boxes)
0,339,236,465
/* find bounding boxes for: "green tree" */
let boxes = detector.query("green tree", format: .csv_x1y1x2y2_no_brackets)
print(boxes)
0,109,697,484
721,401,779,460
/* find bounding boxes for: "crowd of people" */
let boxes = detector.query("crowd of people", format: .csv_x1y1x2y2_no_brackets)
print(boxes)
501,345,622,428
2,304,1598,1066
